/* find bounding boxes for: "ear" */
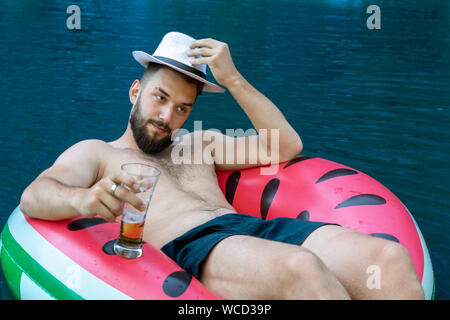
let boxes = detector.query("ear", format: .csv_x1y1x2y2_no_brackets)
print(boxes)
129,80,141,105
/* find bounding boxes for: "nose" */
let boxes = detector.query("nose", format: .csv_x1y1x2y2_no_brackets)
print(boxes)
158,104,173,125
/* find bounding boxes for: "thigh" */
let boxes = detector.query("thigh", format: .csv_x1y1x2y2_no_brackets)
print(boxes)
199,234,309,299
300,225,392,298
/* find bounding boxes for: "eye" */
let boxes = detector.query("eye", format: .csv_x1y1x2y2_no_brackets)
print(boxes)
155,95,165,101
177,106,187,113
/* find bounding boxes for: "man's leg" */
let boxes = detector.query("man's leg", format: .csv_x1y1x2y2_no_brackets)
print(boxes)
199,235,350,299
300,225,424,299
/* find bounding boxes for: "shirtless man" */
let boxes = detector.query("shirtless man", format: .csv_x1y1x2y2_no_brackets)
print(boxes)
20,32,424,300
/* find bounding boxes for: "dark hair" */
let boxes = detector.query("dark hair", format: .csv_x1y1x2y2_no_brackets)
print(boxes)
140,63,204,97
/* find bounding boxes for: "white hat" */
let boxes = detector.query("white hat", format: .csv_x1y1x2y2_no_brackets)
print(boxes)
132,32,225,93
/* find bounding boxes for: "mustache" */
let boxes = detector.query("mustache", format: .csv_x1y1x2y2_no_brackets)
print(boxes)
147,119,171,132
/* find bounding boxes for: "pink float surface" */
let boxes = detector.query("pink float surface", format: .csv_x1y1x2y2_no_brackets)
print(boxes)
25,214,219,299
23,156,425,298
216,156,424,281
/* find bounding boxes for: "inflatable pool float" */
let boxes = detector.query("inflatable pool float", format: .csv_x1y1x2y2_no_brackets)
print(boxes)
0,155,434,299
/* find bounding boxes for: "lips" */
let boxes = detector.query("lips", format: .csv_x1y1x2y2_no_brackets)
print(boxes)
150,122,169,133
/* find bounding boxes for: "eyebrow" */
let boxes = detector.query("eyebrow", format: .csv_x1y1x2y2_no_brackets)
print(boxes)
154,87,193,107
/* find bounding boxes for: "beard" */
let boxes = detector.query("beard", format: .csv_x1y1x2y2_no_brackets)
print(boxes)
129,96,173,155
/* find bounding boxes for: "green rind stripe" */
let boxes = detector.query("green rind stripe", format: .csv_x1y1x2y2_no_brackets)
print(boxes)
1,223,83,300
0,243,22,299
1,232,55,300
431,280,435,300
5,208,132,300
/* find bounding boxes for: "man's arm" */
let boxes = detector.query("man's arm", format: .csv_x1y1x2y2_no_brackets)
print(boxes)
20,140,145,222
20,140,101,220
188,39,302,171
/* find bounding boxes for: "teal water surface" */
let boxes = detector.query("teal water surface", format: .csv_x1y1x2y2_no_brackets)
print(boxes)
0,0,449,299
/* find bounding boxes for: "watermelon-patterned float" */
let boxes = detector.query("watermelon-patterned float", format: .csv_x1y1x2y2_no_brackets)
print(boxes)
0,156,434,299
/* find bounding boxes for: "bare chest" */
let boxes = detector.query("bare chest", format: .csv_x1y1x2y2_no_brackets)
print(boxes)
102,145,218,195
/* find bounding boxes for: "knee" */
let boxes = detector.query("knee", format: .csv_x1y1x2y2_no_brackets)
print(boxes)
285,250,326,280
377,242,424,299
279,250,348,299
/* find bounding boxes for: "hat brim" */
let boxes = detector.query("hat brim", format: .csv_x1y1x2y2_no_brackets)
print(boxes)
132,51,225,93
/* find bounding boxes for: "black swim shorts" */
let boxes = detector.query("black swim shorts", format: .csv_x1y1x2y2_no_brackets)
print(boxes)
160,213,334,279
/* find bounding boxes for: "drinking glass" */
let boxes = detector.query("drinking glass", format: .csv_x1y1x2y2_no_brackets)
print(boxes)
113,163,161,258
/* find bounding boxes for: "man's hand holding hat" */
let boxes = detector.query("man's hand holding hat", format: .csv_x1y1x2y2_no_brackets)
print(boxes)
187,38,242,89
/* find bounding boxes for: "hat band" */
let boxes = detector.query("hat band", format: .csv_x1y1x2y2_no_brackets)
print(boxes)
154,56,206,80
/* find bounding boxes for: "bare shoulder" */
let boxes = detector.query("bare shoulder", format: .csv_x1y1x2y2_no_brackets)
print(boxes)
67,139,111,152
53,139,112,161
37,139,113,185
58,139,119,170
